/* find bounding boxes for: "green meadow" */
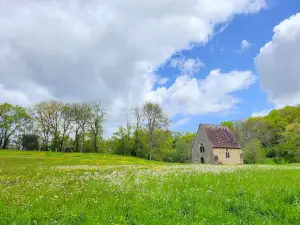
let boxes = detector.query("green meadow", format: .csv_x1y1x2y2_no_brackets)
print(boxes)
0,151,299,225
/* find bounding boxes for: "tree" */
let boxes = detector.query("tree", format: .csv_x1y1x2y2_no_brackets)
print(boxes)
59,104,74,151
142,102,170,160
88,101,106,153
221,121,234,131
19,108,37,136
123,110,134,156
174,136,190,162
34,102,51,151
111,126,127,155
22,134,41,150
163,132,194,163
132,106,143,157
33,101,64,151
0,103,29,149
45,101,64,152
70,104,81,152
72,103,92,153
243,139,264,164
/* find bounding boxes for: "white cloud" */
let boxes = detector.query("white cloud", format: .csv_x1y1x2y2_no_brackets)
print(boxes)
234,40,251,53
241,40,251,51
172,117,191,128
255,13,300,107
146,68,256,116
0,0,266,136
0,85,31,106
251,108,273,117
171,57,204,76
157,77,169,86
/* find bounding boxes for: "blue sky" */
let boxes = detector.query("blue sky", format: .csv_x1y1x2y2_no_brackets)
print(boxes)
157,0,300,133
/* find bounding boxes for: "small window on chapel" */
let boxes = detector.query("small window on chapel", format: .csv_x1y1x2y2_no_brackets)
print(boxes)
200,143,205,153
226,149,230,158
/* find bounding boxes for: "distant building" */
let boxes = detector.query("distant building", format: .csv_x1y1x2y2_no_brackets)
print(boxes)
192,124,243,165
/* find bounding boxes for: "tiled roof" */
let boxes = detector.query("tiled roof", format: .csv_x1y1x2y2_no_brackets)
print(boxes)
202,124,241,149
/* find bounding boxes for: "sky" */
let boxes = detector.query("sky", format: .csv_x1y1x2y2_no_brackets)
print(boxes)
0,0,300,137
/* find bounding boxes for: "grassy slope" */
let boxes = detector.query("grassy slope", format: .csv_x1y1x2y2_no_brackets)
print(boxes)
0,150,299,225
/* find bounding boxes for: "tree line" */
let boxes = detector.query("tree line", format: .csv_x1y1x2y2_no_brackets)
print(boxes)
1,100,300,163
222,105,300,164
0,100,195,162
0,101,106,153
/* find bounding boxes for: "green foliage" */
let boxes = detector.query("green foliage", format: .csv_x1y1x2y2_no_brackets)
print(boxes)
105,102,193,163
221,121,234,130
22,134,41,150
143,102,170,160
163,132,195,163
2,99,300,164
243,139,264,164
109,128,195,163
174,137,190,162
223,105,300,164
273,157,287,164
0,103,29,149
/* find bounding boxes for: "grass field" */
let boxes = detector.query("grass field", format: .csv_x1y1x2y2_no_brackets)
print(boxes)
0,150,299,225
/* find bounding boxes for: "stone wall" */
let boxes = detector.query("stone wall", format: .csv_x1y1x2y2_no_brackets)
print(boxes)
192,125,214,163
213,148,242,165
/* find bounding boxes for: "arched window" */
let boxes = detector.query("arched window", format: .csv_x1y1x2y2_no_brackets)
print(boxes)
200,143,205,153
226,149,230,158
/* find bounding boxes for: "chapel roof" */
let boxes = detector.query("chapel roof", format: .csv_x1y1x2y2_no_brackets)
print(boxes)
201,124,241,149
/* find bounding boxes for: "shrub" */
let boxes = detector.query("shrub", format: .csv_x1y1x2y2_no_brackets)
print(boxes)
273,157,286,164
243,139,264,164
22,134,41,150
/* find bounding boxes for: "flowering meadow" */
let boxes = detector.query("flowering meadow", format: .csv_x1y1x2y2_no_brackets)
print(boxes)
0,151,299,224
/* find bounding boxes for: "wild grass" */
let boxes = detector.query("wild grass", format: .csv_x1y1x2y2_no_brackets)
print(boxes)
0,150,299,224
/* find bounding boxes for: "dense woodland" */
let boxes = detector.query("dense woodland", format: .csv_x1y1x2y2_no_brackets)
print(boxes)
0,101,300,163
222,106,300,164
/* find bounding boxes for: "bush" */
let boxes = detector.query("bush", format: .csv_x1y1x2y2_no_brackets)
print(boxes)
243,139,264,164
273,140,300,163
273,157,286,164
22,134,41,150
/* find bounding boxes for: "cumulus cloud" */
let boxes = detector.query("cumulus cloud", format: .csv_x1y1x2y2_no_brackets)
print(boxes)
255,13,300,107
241,40,251,51
0,0,266,135
234,40,251,53
146,68,256,116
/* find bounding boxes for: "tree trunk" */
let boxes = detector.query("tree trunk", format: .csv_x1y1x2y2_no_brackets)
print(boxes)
149,132,153,160
93,132,98,153
42,138,46,151
3,137,10,149
80,132,85,153
45,137,49,151
55,134,58,152
80,141,83,153
74,130,79,152
60,140,64,152
134,133,142,158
